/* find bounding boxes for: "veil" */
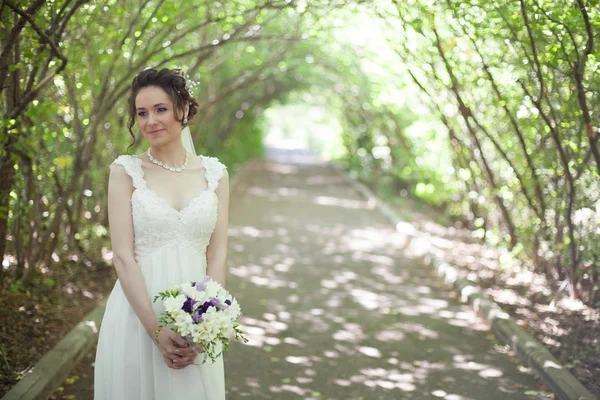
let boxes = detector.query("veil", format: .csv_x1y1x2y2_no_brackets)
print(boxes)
181,125,197,156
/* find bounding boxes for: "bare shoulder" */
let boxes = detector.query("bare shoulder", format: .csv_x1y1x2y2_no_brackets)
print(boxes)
216,167,230,189
109,156,127,174
109,163,127,178
108,156,136,190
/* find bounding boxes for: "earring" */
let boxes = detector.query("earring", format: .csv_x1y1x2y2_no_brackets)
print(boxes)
183,117,188,125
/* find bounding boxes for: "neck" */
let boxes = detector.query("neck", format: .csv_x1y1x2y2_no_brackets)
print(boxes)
148,142,187,166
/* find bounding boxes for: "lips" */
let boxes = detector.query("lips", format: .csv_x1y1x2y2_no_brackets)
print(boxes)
148,129,164,135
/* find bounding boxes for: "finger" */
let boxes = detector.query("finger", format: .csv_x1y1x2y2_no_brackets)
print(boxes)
175,359,193,367
168,349,184,359
163,355,186,369
170,334,187,347
170,345,196,358
182,360,196,367
176,347,196,357
167,357,186,370
172,352,196,364
174,353,196,365
173,348,189,356
166,348,178,358
163,357,176,369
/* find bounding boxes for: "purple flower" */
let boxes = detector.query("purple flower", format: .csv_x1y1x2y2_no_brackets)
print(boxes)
225,299,232,306
182,297,197,313
196,297,221,316
194,276,212,292
192,312,203,323
198,301,211,315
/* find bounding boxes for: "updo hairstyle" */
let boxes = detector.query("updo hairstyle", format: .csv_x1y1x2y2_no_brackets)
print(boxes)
127,68,200,148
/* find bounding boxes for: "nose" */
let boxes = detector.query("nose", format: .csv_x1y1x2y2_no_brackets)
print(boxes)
147,112,156,125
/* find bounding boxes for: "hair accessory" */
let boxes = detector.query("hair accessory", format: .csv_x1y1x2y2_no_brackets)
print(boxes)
180,69,200,95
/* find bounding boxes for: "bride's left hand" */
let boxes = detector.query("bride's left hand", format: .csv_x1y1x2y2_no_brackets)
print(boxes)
157,331,197,369
164,344,197,369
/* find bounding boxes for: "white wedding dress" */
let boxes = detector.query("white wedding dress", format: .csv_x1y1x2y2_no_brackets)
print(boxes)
94,154,226,400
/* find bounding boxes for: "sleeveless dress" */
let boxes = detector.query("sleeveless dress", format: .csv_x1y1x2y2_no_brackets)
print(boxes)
94,154,227,400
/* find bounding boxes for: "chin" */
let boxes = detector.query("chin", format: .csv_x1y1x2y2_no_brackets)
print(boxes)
145,132,166,143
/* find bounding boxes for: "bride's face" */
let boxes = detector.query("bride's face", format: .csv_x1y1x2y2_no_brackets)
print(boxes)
135,86,183,146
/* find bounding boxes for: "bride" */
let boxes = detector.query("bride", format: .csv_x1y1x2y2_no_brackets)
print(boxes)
94,68,229,399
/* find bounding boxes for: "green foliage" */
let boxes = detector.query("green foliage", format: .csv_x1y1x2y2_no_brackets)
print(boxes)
342,0,600,303
1,0,599,305
1,0,316,291
153,289,181,303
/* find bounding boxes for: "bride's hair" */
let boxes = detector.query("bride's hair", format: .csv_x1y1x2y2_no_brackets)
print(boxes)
126,68,200,149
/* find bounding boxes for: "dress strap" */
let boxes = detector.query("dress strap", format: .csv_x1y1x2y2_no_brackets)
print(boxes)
111,155,147,189
200,155,227,191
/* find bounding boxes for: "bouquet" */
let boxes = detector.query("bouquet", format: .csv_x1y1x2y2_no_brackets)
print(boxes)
153,276,247,364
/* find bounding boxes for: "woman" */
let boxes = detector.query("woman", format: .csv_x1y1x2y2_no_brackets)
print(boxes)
94,68,229,399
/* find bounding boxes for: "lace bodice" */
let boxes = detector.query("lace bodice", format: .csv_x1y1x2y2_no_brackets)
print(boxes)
111,154,226,261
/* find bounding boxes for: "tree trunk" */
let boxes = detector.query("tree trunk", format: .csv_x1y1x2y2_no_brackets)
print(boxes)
431,27,518,248
0,143,16,281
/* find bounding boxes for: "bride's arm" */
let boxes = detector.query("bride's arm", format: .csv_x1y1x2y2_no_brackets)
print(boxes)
108,163,198,369
206,168,230,287
107,164,158,337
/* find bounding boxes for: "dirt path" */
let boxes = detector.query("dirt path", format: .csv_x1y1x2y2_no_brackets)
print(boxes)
53,147,549,399
222,148,548,399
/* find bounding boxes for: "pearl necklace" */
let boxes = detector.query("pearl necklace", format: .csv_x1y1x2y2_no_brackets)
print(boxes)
147,148,189,172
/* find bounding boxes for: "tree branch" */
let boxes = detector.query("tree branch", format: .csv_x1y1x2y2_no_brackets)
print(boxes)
519,0,545,101
4,0,65,61
0,0,45,92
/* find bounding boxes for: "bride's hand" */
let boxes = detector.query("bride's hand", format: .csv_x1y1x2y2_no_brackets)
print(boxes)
154,327,197,369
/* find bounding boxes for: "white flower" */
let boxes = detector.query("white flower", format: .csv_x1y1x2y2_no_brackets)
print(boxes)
228,298,241,318
205,280,220,298
174,312,193,336
225,325,235,338
195,291,210,303
220,315,234,331
215,286,228,300
213,340,223,356
189,325,204,343
163,294,186,313
200,308,222,339
180,282,199,298
175,311,192,326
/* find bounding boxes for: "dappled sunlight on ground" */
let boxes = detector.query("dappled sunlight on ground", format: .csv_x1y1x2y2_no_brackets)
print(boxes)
223,148,549,399
351,158,600,393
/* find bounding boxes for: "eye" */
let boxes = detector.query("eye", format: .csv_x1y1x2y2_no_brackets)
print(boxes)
137,111,147,117
157,107,168,112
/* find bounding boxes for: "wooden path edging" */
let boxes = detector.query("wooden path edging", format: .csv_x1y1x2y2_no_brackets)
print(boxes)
2,298,107,400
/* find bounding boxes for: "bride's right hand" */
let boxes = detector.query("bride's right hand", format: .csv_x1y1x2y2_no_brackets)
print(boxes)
154,327,197,369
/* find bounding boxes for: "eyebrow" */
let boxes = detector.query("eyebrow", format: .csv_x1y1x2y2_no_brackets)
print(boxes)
136,103,168,110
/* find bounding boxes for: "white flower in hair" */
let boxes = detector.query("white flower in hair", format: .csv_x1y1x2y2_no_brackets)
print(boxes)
180,69,200,95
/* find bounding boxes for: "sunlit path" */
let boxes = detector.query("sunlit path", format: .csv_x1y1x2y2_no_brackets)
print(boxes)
224,147,548,400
